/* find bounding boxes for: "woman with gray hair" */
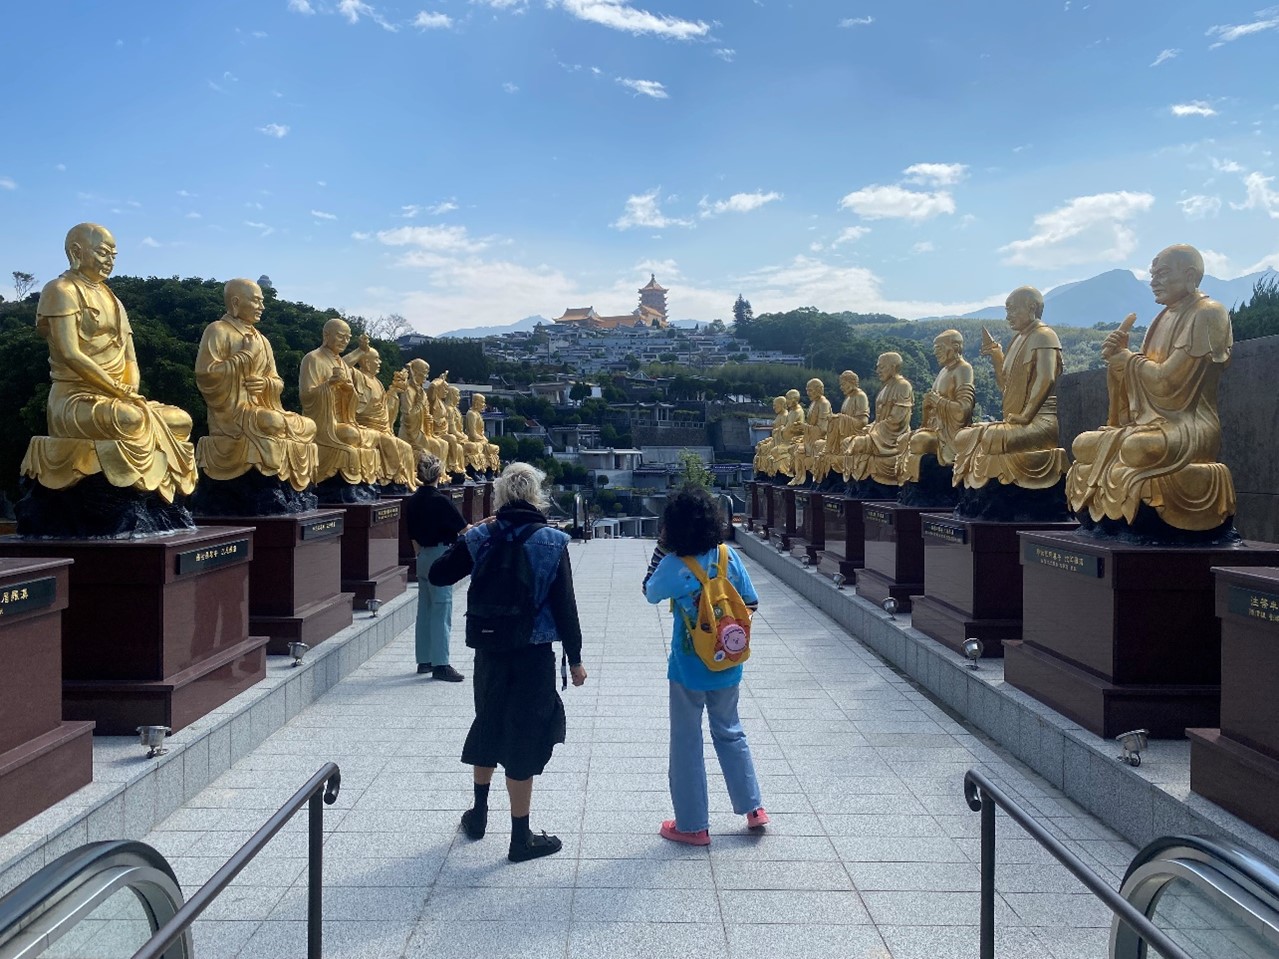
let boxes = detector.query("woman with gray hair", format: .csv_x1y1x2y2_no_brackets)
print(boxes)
429,462,587,862
406,453,467,680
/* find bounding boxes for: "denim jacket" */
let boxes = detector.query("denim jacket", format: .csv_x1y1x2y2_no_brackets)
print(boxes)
464,506,571,646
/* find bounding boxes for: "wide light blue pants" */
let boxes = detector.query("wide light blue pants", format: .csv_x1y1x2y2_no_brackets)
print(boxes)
668,681,762,832
415,544,453,667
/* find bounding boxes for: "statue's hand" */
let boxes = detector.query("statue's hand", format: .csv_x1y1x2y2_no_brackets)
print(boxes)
980,342,1003,359
1101,330,1129,358
1007,412,1030,426
244,375,267,396
359,333,370,350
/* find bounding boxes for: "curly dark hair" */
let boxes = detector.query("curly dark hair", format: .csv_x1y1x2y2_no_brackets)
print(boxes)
661,485,723,557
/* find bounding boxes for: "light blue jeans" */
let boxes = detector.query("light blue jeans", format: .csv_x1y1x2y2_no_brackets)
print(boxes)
668,681,762,832
415,545,453,667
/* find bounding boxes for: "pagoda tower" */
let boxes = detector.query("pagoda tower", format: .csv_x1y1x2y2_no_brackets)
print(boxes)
638,274,668,322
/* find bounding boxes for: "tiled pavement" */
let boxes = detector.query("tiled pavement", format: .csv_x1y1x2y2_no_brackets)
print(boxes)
141,538,1130,959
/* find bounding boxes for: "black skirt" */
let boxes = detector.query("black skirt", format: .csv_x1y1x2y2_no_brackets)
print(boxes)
461,643,566,780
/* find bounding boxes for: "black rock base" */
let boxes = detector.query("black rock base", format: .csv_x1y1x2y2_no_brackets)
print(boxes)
376,482,412,497
897,456,959,509
314,478,380,505
14,475,195,538
845,478,901,500
955,477,1071,523
189,470,318,517
1075,503,1240,547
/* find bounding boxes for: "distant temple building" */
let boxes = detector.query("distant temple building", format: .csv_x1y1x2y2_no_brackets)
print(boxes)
552,274,669,331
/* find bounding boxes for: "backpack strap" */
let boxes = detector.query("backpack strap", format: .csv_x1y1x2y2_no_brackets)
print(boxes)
681,545,728,584
679,553,709,585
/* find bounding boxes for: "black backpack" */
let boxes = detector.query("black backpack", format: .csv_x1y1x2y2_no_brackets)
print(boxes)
464,521,545,650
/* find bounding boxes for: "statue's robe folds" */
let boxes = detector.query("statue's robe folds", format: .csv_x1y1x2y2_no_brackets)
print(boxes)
464,409,500,471
899,361,975,482
1066,293,1235,530
793,395,832,483
396,384,449,465
349,369,418,488
952,325,1068,489
844,377,913,485
299,347,380,485
21,271,197,503
195,315,318,491
431,393,465,474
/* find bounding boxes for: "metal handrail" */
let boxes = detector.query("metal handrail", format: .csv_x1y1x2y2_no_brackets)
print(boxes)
0,841,189,959
132,762,342,959
963,768,1194,959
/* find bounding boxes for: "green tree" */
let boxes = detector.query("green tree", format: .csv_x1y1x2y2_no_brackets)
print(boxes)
569,382,592,401
677,449,713,489
732,294,753,328
1231,276,1279,342
11,272,37,301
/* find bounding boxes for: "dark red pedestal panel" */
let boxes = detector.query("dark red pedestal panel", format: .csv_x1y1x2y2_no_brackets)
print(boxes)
0,529,268,735
1005,531,1279,738
338,502,408,608
817,496,892,581
0,558,95,834
856,503,927,612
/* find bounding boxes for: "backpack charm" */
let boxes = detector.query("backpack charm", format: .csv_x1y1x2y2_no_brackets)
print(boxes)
678,544,753,671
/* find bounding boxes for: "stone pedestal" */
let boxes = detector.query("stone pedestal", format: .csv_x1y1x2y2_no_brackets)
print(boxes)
911,516,1078,657
0,558,95,834
1188,567,1279,839
817,495,891,580
769,488,799,552
338,502,408,609
0,528,269,735
198,512,353,654
1005,531,1279,739
745,482,761,532
481,482,494,519
855,503,927,613
800,491,825,563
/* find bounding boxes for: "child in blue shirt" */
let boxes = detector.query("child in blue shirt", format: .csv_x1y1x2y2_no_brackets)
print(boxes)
643,485,767,845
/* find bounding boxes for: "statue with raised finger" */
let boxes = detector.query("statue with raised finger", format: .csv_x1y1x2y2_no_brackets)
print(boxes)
896,330,975,507
341,333,419,494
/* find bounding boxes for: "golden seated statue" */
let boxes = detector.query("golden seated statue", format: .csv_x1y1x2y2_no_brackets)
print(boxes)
395,358,449,467
952,287,1069,490
1065,244,1235,532
341,335,419,490
429,374,466,477
790,378,832,486
898,330,974,482
20,223,198,504
464,394,501,474
752,396,788,476
821,371,869,482
195,279,318,491
298,319,381,486
842,353,913,487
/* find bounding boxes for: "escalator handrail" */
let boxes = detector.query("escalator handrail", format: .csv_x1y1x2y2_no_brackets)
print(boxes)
0,840,181,948
1123,834,1279,905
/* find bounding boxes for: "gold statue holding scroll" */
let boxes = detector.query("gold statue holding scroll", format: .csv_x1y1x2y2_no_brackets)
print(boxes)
298,318,380,486
753,396,788,476
21,223,198,503
952,286,1069,490
789,378,832,486
1066,244,1235,531
195,279,318,491
842,352,913,486
898,330,974,482
463,394,501,474
341,334,419,490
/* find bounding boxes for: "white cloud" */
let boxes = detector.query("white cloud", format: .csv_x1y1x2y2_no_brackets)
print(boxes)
413,11,453,29
1201,249,1232,276
1211,157,1243,173
428,200,459,214
999,191,1155,269
902,162,968,187
833,226,870,246
617,77,668,99
377,224,489,254
177,189,197,197
472,0,526,7
713,48,735,62
839,184,955,221
287,0,315,13
252,30,268,38
839,16,873,27
0,176,15,190
1207,9,1279,48
1232,171,1279,218
1171,101,1217,118
141,236,161,248
612,188,694,230
258,122,290,138
1150,48,1179,66
352,231,373,241
185,211,203,219
311,209,338,220
810,242,824,252
244,220,276,236
698,190,782,218
558,0,709,40
338,0,398,31
55,163,66,172
1178,194,1222,219
398,205,423,218
502,82,519,93
912,241,935,254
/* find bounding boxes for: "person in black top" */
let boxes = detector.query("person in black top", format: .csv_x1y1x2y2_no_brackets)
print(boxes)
429,462,587,862
405,453,467,680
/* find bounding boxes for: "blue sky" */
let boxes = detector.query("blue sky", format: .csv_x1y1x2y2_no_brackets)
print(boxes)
2,1,1277,333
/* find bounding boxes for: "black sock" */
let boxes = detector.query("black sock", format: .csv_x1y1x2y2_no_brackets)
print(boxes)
461,782,490,839
511,814,531,846
474,782,490,810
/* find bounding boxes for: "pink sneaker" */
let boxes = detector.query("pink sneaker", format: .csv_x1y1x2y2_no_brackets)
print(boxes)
659,820,710,846
746,808,770,831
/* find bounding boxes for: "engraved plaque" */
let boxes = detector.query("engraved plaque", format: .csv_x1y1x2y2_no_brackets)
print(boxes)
301,515,344,541
372,504,400,525
1022,540,1102,578
1227,584,1279,625
863,505,893,527
176,538,250,575
0,576,57,618
922,518,967,545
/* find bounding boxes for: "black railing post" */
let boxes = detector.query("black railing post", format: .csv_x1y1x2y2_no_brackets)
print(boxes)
980,792,995,959
308,791,323,959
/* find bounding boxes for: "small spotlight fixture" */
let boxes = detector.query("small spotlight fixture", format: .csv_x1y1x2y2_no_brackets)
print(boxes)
882,597,899,617
137,725,171,759
287,641,309,667
833,572,846,590
800,555,812,567
366,598,383,617
963,637,984,669
1116,728,1149,767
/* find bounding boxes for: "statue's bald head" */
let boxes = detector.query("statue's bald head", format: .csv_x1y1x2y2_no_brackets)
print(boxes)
877,352,903,377
785,388,801,404
409,358,429,378
64,223,116,278
839,369,860,391
1006,286,1044,319
1153,244,1205,288
934,329,963,352
322,318,351,349
224,277,262,312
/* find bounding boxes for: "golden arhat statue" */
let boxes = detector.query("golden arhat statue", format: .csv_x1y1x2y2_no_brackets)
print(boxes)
463,393,501,476
842,352,914,488
395,358,448,467
194,278,318,492
898,330,975,483
951,286,1069,492
789,378,832,486
752,396,788,477
298,318,381,489
429,372,466,479
341,334,419,491
21,223,198,504
1066,244,1235,533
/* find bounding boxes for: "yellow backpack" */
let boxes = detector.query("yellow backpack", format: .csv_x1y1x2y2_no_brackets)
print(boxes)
679,544,753,671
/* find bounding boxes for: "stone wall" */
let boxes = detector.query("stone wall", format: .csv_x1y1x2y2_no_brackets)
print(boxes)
632,425,709,449
1058,333,1279,543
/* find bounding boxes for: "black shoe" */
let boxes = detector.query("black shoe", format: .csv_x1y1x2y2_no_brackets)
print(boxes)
433,664,464,682
417,663,432,674
461,807,487,840
508,831,562,863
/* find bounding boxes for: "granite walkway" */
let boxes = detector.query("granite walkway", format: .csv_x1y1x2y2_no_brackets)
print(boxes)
139,537,1128,959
